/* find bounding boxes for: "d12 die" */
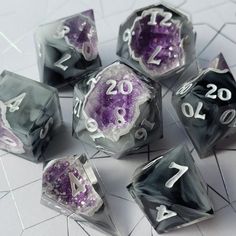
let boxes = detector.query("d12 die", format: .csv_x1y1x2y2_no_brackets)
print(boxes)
117,4,196,80
42,155,119,236
172,54,236,157
72,61,162,156
127,146,213,234
35,9,101,87
0,71,62,162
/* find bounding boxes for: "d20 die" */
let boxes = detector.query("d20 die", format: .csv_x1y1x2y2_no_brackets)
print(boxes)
117,4,196,80
72,61,162,157
42,154,119,236
172,54,236,157
127,146,213,234
35,9,101,87
0,71,62,162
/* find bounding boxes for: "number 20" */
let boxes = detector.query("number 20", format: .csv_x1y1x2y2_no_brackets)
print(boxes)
205,84,231,101
106,79,133,95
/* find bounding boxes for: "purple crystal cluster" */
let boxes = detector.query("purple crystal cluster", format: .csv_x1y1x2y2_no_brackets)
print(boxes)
42,157,103,216
129,8,184,77
64,10,98,61
84,63,151,142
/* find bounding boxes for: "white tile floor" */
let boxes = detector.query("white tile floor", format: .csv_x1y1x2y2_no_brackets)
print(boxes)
0,0,236,235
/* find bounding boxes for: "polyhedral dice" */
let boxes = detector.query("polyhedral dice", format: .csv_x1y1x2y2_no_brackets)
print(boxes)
117,4,196,80
127,146,213,234
172,54,236,157
72,61,162,156
35,9,101,87
0,71,62,162
41,154,119,236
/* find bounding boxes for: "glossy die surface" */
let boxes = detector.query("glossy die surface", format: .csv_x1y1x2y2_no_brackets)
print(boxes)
42,155,119,236
172,54,236,157
128,146,213,234
72,61,162,156
117,4,196,80
0,71,62,162
35,9,101,87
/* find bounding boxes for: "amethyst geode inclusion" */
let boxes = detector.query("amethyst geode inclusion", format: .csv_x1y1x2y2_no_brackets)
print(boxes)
117,4,196,80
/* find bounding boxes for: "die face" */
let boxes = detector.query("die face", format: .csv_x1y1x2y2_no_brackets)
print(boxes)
117,4,196,80
41,155,119,236
128,146,213,234
0,71,62,161
72,61,162,156
35,9,101,87
172,54,236,157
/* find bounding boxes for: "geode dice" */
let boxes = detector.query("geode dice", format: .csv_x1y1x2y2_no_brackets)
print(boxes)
0,70,62,162
35,9,101,87
117,4,196,80
172,54,236,157
42,155,119,236
128,146,214,234
72,61,162,156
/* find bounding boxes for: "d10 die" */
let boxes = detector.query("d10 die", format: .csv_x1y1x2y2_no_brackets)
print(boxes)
35,9,101,87
42,155,119,236
117,4,196,80
0,71,62,162
172,54,236,157
72,61,162,156
127,146,213,234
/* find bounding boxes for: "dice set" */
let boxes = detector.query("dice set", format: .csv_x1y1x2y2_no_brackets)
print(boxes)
0,71,62,162
128,146,214,234
72,61,162,156
117,4,196,80
35,9,101,87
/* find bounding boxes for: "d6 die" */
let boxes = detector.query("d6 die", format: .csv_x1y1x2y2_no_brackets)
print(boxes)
35,9,101,87
42,155,119,236
72,61,162,156
0,71,62,162
172,54,236,157
117,4,196,80
127,146,213,234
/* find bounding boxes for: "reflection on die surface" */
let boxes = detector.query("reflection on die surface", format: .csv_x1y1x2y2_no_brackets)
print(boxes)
0,71,62,162
128,146,214,234
117,4,196,81
34,9,101,87
72,61,163,157
172,54,236,157
41,154,120,236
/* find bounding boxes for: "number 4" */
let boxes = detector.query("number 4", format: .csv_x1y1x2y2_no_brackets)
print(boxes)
5,93,26,112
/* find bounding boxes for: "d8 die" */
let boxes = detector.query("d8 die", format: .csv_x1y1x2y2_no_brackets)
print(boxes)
72,61,162,156
0,71,62,162
35,9,101,87
172,54,236,157
127,146,213,234
42,154,119,236
117,4,196,80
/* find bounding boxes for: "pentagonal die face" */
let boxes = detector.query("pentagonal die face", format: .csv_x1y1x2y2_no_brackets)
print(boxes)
72,61,162,156
172,54,236,157
117,4,196,80
0,71,62,162
128,146,213,234
35,9,101,87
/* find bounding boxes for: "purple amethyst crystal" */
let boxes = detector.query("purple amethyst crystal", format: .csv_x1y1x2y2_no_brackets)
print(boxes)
0,101,24,154
42,156,103,216
64,10,98,61
127,8,184,77
83,62,151,142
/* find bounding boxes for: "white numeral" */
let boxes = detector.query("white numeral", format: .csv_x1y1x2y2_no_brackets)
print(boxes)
147,46,162,66
135,119,155,140
123,29,131,42
165,162,188,188
176,83,193,95
73,97,83,118
156,205,177,222
5,93,26,112
106,79,133,95
86,118,98,133
69,172,85,197
181,102,206,120
220,109,236,125
205,84,231,101
54,53,72,71
40,117,53,139
160,12,172,27
148,10,172,27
